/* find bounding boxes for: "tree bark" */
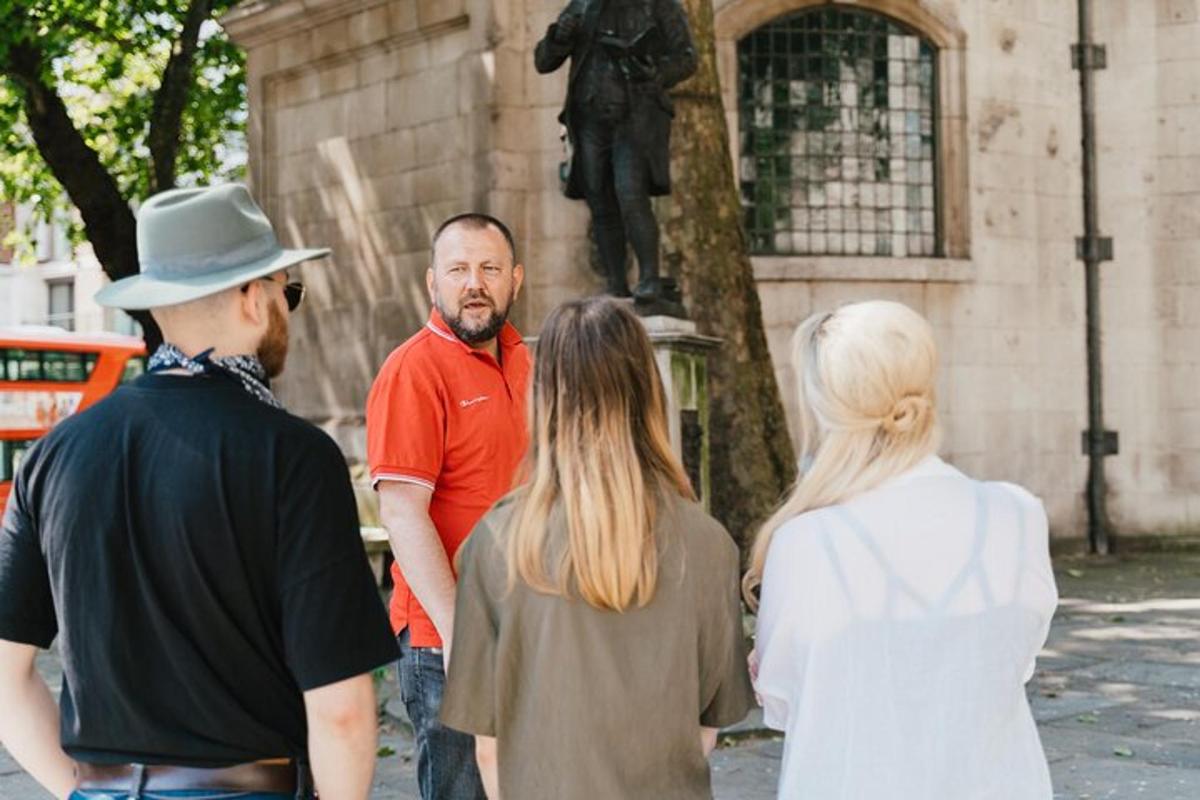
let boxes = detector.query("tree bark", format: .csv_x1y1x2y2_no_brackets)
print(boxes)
659,0,796,548
3,43,161,347
148,0,211,194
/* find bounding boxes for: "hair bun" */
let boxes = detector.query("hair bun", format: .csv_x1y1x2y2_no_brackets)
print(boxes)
882,393,930,435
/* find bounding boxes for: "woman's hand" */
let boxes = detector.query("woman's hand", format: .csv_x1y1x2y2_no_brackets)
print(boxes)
747,649,763,706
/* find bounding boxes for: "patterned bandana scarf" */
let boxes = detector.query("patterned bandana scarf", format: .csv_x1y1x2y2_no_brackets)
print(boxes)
148,343,282,409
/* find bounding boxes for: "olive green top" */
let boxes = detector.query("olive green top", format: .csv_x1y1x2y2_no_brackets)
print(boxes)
441,493,755,799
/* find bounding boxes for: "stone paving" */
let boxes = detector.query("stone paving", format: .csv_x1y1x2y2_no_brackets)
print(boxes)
2,551,1197,799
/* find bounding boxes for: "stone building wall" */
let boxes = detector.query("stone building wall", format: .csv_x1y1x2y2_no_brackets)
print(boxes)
223,0,1200,539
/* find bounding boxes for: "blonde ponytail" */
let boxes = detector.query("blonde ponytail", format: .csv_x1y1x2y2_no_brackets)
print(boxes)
743,301,941,606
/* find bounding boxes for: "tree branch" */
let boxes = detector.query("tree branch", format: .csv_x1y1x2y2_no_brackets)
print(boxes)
3,42,138,280
2,42,160,346
147,0,212,194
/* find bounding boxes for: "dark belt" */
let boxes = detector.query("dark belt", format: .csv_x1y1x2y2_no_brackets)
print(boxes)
75,759,307,796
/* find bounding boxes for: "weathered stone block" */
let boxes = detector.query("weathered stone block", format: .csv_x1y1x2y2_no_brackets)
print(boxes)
417,118,469,167
491,46,528,107
388,41,431,79
358,49,390,86
429,27,471,68
312,16,351,60
1156,22,1200,59
394,64,458,126
317,61,357,96
417,0,466,29
1157,0,1199,26
246,40,279,78
411,162,462,204
489,150,532,191
346,83,386,140
1158,62,1200,109
367,129,418,175
388,1,418,36
274,71,321,107
348,5,391,50
275,32,314,72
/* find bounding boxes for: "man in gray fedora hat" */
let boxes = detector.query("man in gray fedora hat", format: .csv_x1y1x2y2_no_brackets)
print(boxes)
0,184,398,800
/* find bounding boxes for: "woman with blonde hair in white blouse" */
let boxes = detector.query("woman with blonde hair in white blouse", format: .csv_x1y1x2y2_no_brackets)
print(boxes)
745,300,1057,800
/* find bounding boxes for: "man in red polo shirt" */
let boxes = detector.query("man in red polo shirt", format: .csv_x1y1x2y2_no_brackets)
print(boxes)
366,213,530,800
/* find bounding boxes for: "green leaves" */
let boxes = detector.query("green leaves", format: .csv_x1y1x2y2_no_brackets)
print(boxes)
0,0,246,260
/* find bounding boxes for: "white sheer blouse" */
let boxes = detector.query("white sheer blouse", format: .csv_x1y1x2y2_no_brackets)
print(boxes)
754,456,1057,800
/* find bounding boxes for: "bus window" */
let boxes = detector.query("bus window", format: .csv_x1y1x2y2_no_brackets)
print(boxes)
41,350,99,382
2,349,44,382
0,349,99,383
1,439,35,482
121,355,147,383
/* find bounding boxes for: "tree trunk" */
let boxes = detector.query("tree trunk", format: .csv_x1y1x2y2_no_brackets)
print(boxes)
4,43,161,348
659,0,796,548
148,0,212,194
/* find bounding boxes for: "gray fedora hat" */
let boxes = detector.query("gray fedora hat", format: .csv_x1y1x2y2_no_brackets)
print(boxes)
95,183,330,310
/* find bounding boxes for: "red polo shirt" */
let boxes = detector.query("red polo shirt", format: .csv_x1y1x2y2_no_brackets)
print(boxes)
366,309,531,647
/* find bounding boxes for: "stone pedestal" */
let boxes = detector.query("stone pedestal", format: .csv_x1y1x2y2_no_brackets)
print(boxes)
639,315,721,510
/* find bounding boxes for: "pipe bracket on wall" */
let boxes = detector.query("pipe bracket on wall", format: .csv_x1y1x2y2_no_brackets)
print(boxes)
1075,236,1113,262
1081,430,1119,457
1071,43,1107,70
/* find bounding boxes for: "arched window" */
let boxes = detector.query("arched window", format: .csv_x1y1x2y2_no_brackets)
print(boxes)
738,8,938,257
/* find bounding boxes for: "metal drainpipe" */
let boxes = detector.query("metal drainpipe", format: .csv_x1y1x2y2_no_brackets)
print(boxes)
1074,0,1115,554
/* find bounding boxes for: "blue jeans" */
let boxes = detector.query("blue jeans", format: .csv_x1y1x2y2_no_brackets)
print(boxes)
72,792,292,800
397,629,486,800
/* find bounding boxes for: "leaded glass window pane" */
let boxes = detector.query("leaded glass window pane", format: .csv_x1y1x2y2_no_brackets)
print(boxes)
738,8,939,257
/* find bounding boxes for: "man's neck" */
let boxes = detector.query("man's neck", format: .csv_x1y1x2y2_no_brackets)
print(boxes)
162,338,253,361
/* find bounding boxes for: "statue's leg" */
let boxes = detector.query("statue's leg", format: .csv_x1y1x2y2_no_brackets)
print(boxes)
611,126,660,300
576,117,631,296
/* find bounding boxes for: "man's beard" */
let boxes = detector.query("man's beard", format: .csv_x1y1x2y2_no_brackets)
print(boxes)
256,301,289,379
439,291,511,345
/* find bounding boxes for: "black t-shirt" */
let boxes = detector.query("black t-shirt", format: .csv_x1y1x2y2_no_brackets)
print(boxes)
0,373,398,766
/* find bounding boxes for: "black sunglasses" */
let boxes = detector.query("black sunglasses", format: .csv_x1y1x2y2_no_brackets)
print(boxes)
282,281,305,312
243,278,305,312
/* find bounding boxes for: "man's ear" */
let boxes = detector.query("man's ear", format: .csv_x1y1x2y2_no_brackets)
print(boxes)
426,267,436,304
512,263,525,300
238,282,268,327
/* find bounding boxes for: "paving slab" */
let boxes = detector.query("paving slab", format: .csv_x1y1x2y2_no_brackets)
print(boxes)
1050,754,1199,799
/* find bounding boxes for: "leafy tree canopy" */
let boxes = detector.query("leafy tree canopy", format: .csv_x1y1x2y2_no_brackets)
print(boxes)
0,0,245,261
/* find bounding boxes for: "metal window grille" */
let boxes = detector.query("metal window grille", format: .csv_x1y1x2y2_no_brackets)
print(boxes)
738,8,939,257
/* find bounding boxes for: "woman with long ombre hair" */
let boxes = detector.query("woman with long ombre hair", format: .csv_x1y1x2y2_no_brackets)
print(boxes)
440,297,753,799
748,300,1057,799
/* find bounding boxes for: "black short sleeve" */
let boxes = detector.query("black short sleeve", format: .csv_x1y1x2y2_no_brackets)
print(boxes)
0,463,57,648
440,521,500,736
276,432,398,690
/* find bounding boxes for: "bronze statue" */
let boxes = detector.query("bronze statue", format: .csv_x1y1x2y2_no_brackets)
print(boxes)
535,0,697,312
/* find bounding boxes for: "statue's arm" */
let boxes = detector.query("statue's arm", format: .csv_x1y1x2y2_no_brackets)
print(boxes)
535,24,573,74
655,0,698,88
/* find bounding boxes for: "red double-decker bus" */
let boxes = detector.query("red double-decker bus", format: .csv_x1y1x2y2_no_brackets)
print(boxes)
1,327,145,509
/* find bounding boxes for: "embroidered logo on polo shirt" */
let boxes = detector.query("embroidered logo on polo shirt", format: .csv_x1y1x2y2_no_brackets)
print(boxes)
459,395,490,408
